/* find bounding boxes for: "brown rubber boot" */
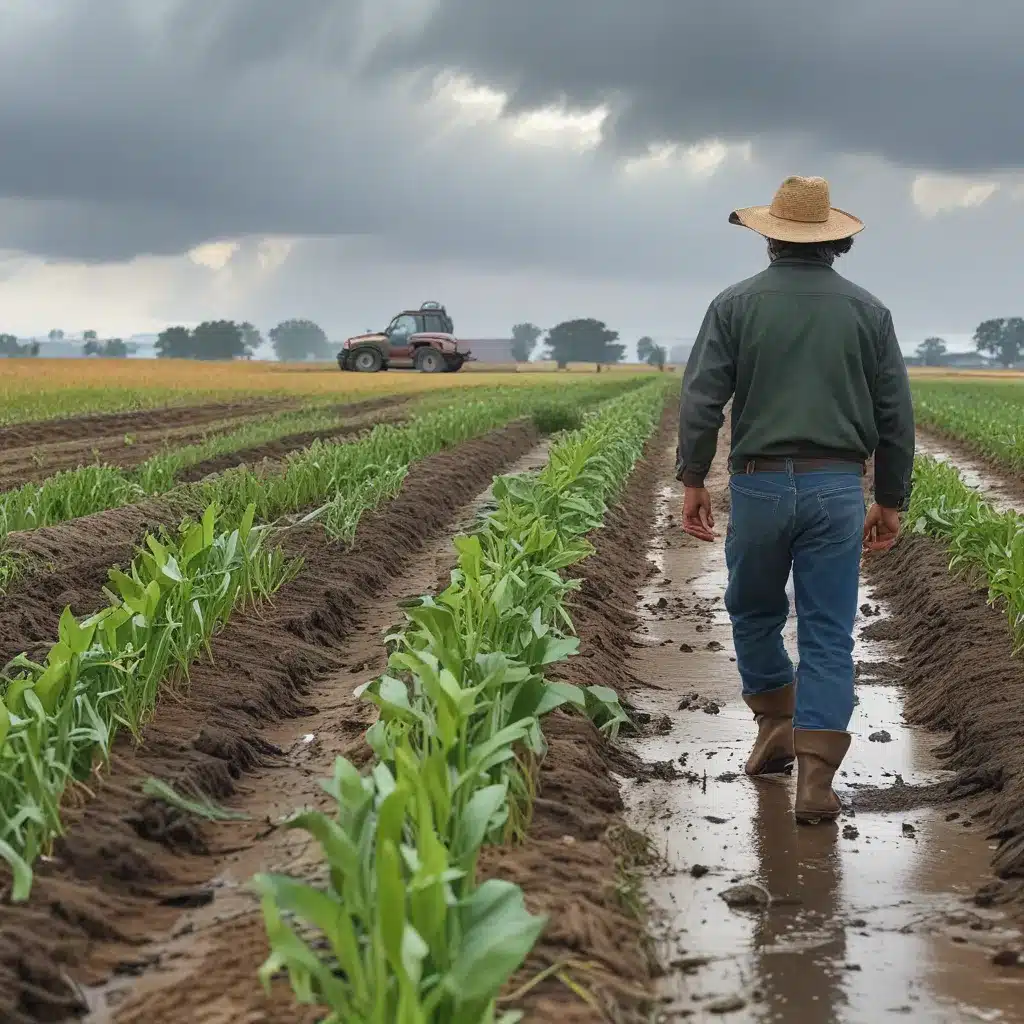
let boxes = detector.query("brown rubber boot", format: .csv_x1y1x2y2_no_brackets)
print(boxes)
794,729,852,824
742,682,795,776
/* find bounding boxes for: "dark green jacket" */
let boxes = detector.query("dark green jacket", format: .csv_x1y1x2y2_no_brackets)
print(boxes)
676,255,915,509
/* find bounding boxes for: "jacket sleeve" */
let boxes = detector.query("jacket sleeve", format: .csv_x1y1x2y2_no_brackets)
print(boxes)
676,300,736,486
872,311,916,509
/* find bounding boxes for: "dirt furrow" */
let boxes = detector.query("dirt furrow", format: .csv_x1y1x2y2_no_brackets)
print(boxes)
0,420,543,1024
0,398,295,451
863,536,1024,908
0,395,412,490
15,407,674,1024
0,404,415,666
176,402,410,483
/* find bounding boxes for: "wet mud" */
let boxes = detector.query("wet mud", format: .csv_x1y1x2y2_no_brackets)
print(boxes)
0,395,411,490
0,420,543,1024
619,434,1024,1022
915,429,1024,513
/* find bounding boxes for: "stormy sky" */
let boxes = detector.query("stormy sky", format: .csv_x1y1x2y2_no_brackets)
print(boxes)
0,0,1020,352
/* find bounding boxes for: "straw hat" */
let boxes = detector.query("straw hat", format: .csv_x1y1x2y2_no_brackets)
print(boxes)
729,176,864,243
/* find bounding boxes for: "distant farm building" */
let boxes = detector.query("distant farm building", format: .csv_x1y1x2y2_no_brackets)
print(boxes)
669,344,692,366
465,338,515,363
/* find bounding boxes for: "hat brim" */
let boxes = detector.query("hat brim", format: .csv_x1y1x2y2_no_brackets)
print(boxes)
729,205,864,243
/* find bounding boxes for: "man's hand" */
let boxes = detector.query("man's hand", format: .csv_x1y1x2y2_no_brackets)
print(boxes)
682,486,716,542
863,503,900,553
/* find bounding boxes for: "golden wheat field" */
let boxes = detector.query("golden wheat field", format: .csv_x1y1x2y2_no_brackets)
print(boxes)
0,358,670,424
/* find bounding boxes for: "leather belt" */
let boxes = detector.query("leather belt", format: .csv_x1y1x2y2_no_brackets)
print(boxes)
740,457,865,475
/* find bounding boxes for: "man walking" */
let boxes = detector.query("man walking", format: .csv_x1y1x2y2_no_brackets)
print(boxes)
677,175,915,824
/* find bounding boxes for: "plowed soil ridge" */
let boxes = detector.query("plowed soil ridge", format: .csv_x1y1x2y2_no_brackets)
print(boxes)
0,421,541,1024
0,398,293,450
1,406,670,1024
864,536,1024,907
176,403,410,483
479,406,673,1022
0,395,411,490
0,401,413,667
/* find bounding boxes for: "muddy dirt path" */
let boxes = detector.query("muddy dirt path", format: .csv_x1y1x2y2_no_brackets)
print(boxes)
619,435,1024,1022
0,395,410,490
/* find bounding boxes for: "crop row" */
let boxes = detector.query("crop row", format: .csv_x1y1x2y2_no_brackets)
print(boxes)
0,379,644,589
0,377,654,896
254,383,670,1022
912,379,1024,471
910,454,1024,649
0,400,376,534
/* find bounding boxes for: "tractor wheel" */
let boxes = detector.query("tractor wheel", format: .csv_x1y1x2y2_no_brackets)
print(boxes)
444,356,465,373
414,348,445,373
351,347,383,372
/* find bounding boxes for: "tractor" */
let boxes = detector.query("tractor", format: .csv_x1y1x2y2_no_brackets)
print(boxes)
337,301,474,373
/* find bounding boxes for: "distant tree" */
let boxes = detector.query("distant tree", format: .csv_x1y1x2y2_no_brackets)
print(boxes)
636,336,656,363
83,329,98,343
975,318,1024,368
191,320,248,360
83,339,101,356
915,337,948,367
0,334,39,357
510,322,543,363
647,344,667,371
47,329,64,344
269,319,330,361
544,318,625,370
155,325,195,359
240,321,263,353
104,338,128,358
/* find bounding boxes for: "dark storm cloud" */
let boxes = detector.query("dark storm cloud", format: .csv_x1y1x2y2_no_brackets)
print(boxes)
0,0,1021,348
393,0,1024,172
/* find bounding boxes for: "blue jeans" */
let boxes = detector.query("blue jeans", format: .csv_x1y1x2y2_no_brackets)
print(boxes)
724,465,865,732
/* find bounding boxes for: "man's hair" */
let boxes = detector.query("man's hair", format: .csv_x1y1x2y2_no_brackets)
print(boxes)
767,237,855,265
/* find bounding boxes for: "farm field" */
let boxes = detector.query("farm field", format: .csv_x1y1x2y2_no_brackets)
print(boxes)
0,358,672,425
1,370,1024,1022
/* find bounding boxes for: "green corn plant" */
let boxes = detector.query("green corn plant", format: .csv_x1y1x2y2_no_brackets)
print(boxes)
912,379,1024,471
910,454,1024,651
362,386,663,837
0,378,645,576
258,380,671,1018
254,753,545,1024
0,502,297,898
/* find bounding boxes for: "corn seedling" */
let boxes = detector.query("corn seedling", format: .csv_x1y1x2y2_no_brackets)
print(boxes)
0,502,296,898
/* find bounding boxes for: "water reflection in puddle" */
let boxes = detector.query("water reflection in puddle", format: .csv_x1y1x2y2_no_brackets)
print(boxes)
623,470,1022,1023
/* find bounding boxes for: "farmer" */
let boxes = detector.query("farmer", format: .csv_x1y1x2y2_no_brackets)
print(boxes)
676,175,915,824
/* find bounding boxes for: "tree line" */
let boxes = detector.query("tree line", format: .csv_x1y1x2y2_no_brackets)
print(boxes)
916,318,1024,368
5,316,670,366
512,320,668,368
155,319,331,361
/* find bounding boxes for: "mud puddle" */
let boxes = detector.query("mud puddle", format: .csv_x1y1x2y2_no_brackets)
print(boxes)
915,433,1022,514
621,450,1024,1022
